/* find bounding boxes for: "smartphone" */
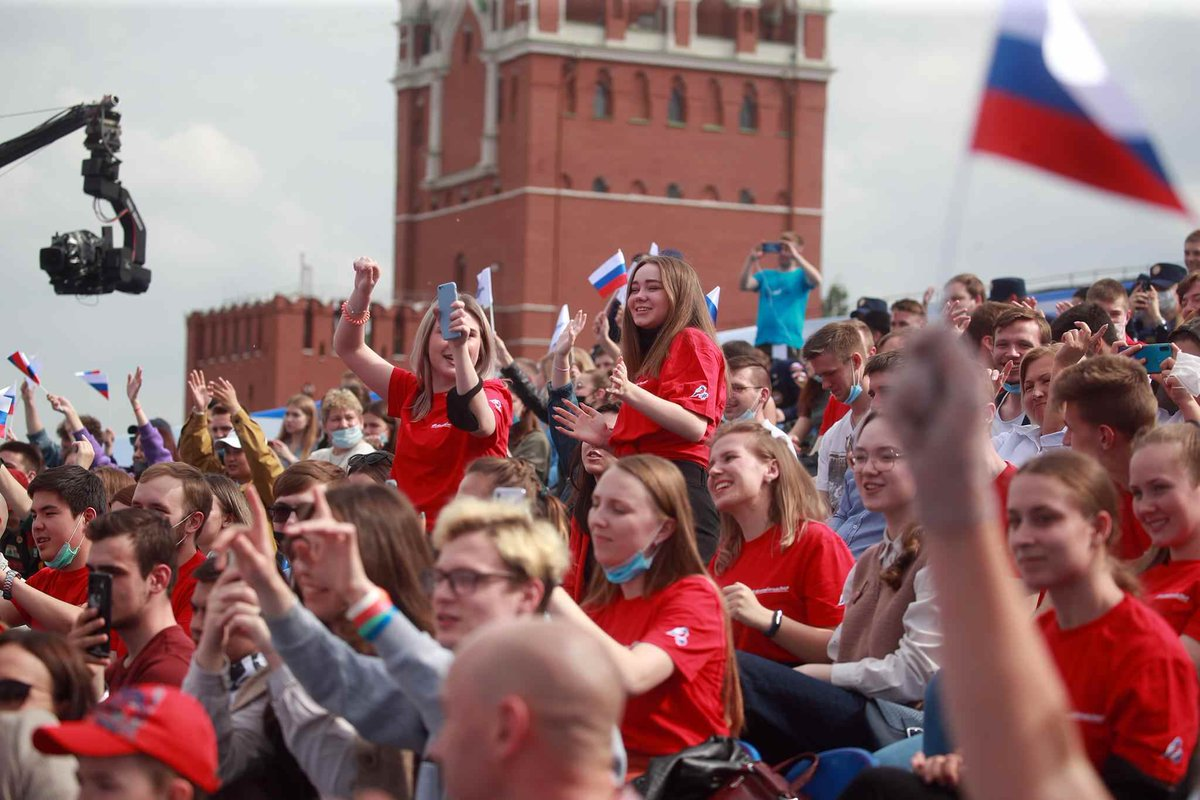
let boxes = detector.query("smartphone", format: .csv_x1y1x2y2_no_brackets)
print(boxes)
493,487,527,505
86,572,112,659
1134,274,1152,294
760,242,783,254
437,282,461,341
1135,343,1173,374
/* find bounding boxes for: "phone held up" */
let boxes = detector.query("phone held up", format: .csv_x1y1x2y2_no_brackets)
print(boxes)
1134,343,1173,375
437,282,462,342
493,487,528,505
760,242,783,254
87,572,113,659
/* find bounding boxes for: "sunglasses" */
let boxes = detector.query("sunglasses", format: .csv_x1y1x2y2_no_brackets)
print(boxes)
0,678,32,706
268,501,315,528
347,451,392,470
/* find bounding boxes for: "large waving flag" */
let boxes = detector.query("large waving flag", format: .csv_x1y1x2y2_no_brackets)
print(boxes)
588,250,627,299
8,352,39,385
0,387,14,440
475,265,494,308
706,287,721,323
972,0,1188,214
548,305,570,352
76,370,110,399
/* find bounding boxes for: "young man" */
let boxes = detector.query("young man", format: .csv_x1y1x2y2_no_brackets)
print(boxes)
0,441,43,482
1085,278,1133,344
131,462,213,631
75,508,196,691
943,273,986,311
1053,355,1157,560
739,231,822,360
33,684,219,799
986,306,1051,437
722,355,795,453
804,322,872,510
890,299,927,331
1129,262,1186,343
0,464,37,578
1185,228,1200,273
0,466,104,631
430,619,628,800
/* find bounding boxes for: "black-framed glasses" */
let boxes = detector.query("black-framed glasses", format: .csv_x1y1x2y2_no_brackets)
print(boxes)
269,501,315,528
0,678,33,706
847,448,904,472
348,451,393,470
419,567,521,597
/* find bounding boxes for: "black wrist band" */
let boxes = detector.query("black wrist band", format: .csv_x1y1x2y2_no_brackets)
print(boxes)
446,379,486,432
764,609,783,638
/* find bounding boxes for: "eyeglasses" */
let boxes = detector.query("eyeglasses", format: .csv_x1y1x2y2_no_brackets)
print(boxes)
419,567,521,597
348,451,392,470
268,501,315,528
0,679,33,706
847,448,904,472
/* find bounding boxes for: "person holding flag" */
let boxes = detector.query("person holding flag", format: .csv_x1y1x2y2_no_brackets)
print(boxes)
555,254,726,563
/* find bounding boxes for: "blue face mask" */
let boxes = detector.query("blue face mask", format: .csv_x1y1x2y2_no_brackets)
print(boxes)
845,383,863,405
602,548,656,584
728,407,757,423
45,516,85,570
331,426,364,449
1002,382,1022,395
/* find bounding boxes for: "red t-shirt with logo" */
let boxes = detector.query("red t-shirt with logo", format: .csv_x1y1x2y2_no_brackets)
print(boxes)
1141,560,1200,641
711,522,852,664
819,396,851,435
387,368,512,530
1037,594,1198,786
563,517,591,603
171,550,206,633
609,328,726,467
587,575,731,777
12,565,89,628
105,624,196,692
1116,488,1152,561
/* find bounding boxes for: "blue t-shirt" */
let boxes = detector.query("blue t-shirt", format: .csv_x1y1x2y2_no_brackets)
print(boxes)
754,268,814,349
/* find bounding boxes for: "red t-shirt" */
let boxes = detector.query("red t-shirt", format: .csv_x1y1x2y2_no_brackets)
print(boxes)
587,575,731,776
563,517,591,603
105,624,195,692
1141,560,1200,642
819,396,851,435
171,550,205,633
13,565,89,628
1116,488,1152,561
609,329,726,467
1038,594,1198,786
387,368,512,529
711,523,852,663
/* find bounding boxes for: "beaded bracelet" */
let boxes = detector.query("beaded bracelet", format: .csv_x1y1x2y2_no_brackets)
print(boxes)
340,301,371,326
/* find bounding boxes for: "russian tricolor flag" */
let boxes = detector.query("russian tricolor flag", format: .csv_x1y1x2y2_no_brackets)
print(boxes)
972,0,1188,214
8,352,39,385
706,287,721,324
588,250,627,299
0,387,14,440
76,370,110,400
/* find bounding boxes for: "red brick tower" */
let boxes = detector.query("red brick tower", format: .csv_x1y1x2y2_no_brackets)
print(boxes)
393,0,831,353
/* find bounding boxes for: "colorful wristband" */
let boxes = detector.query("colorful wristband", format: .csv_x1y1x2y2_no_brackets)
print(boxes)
358,607,397,642
350,593,392,631
345,586,384,622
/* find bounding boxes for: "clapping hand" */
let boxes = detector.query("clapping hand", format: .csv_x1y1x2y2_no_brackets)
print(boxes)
552,400,613,447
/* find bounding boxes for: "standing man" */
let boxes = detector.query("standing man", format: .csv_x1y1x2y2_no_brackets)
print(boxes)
740,231,822,361
1185,229,1200,273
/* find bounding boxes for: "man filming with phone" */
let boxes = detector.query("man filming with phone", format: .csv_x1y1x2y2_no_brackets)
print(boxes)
739,231,822,361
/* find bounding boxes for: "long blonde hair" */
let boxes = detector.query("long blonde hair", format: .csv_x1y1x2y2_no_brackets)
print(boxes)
408,292,496,421
277,394,319,458
711,422,828,575
620,255,718,378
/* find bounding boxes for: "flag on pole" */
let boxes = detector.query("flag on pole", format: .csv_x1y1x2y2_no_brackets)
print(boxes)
971,0,1188,214
75,370,110,399
476,265,495,308
705,287,721,323
8,352,39,385
649,242,659,256
587,250,628,299
548,305,570,352
0,387,14,440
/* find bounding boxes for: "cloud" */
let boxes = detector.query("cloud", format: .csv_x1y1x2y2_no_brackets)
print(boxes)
123,124,264,200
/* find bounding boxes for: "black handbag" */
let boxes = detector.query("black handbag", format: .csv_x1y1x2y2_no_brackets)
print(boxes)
632,736,819,800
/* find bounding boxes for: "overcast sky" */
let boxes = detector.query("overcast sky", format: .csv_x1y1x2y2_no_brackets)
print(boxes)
1,0,1196,437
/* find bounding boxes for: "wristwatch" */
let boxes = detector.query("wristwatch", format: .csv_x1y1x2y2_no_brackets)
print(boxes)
764,609,784,639
1,560,16,601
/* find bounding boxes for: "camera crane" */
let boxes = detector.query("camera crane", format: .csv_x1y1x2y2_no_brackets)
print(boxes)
0,95,150,295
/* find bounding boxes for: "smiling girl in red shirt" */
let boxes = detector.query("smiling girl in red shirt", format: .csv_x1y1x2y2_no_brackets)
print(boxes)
333,257,511,529
548,454,740,778
554,255,725,562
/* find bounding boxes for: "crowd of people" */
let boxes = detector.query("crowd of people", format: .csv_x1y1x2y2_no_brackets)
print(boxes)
2,230,1200,800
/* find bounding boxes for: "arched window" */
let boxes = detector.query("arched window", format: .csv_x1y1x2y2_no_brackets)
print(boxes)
702,185,719,201
633,72,651,119
738,188,755,204
668,77,687,124
592,176,610,193
707,78,724,127
629,179,647,195
593,69,613,119
739,83,759,131
666,182,683,199
462,27,474,63
564,65,577,115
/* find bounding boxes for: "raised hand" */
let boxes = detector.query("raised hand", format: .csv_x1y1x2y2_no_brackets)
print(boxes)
553,310,588,361
187,369,211,413
207,486,295,618
126,366,143,405
607,359,632,400
352,256,381,298
64,439,95,470
208,377,242,416
552,399,613,447
268,439,298,464
789,361,809,388
493,334,514,367
19,380,33,403
922,286,936,310
283,484,373,607
446,300,471,351
67,607,112,669
47,394,73,416
989,360,1015,396
1057,321,1107,368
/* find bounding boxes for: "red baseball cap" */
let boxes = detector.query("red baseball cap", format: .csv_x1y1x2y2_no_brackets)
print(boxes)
33,684,219,792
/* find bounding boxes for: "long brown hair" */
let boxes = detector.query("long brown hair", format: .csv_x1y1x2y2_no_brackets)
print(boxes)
0,629,96,720
855,412,924,590
620,256,718,378
582,455,743,735
711,421,828,575
1129,425,1200,571
277,393,320,458
464,457,570,541
408,292,496,421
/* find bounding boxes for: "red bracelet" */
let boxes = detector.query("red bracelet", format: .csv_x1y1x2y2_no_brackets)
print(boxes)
340,301,370,326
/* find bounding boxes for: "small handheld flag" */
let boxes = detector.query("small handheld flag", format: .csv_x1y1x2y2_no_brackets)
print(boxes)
649,242,659,256
8,352,39,385
476,265,494,308
0,386,14,440
76,370,110,400
548,305,570,352
588,250,627,299
706,287,721,323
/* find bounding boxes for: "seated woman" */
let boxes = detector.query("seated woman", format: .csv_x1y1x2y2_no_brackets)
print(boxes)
307,388,377,470
333,257,510,530
457,457,570,540
548,454,741,778
991,344,1065,466
708,420,853,666
735,411,942,764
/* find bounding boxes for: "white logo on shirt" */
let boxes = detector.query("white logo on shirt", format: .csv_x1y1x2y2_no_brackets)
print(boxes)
431,422,452,429
753,586,791,595
665,626,690,647
490,398,503,411
637,379,651,387
1164,736,1185,764
1153,592,1191,603
691,385,709,401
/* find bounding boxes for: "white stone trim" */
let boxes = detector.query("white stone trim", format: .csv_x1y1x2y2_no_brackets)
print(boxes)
396,185,822,222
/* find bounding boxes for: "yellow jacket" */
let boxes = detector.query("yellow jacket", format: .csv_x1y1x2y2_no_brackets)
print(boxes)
179,408,283,507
